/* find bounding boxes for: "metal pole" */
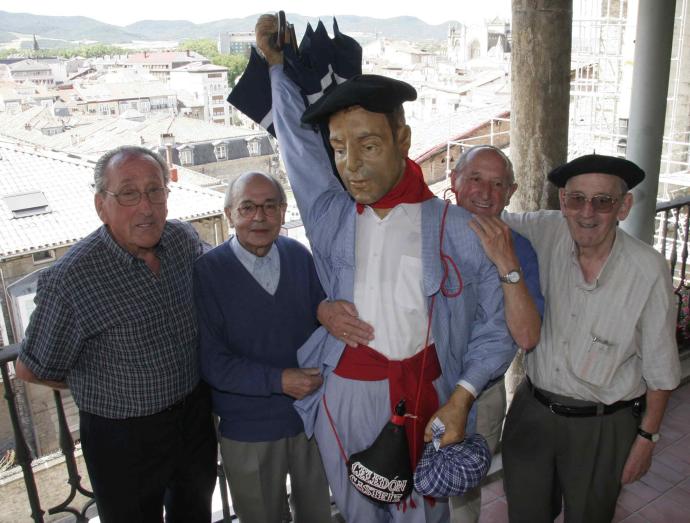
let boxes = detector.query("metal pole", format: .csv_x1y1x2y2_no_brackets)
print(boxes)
621,0,677,243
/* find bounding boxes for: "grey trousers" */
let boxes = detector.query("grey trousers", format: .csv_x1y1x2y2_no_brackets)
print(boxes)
502,381,639,523
220,432,332,523
450,379,507,523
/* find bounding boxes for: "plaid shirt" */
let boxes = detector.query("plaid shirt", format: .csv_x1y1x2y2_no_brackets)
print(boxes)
19,221,203,419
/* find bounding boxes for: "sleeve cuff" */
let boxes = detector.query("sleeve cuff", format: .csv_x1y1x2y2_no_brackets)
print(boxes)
456,379,478,398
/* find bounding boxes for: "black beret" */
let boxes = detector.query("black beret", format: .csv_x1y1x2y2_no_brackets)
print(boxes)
301,74,417,125
548,154,645,190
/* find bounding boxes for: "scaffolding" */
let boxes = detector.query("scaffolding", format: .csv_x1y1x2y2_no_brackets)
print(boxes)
569,0,690,199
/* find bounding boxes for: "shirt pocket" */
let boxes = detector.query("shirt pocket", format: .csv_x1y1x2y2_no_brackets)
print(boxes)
394,255,425,311
565,332,619,388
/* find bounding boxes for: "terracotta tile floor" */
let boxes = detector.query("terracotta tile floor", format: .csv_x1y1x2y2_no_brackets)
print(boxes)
478,381,690,523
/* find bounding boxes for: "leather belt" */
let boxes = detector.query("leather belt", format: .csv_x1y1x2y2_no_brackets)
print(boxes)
526,378,644,418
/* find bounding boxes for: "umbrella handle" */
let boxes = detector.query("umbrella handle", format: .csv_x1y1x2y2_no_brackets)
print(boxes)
272,10,299,55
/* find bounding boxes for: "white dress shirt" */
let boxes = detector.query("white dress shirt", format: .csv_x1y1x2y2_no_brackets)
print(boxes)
354,203,432,360
230,236,280,295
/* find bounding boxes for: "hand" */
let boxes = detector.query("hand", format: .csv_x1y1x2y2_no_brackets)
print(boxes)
281,368,323,399
424,386,474,448
317,300,374,348
621,436,654,484
255,14,284,66
469,215,520,275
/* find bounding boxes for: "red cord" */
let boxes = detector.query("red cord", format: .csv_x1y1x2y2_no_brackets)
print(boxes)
322,394,349,463
439,200,463,298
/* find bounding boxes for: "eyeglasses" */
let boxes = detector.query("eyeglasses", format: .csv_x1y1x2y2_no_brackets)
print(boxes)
564,192,620,213
237,201,283,218
104,187,169,206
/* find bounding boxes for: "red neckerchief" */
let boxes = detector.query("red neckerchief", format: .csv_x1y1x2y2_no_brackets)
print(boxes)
356,158,435,214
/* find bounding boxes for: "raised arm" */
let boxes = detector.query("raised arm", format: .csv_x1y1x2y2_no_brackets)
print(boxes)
255,14,344,227
470,215,542,350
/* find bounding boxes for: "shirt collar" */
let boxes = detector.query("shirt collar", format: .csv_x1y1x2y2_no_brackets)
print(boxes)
360,201,422,224
97,223,169,266
569,227,622,290
230,235,278,268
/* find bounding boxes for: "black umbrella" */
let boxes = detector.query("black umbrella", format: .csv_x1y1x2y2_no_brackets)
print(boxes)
227,14,362,177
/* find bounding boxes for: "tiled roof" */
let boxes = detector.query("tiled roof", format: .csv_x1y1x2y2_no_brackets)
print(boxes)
0,141,224,258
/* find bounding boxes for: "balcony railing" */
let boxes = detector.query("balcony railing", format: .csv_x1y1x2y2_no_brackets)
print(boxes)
2,196,690,521
655,194,690,352
0,345,236,522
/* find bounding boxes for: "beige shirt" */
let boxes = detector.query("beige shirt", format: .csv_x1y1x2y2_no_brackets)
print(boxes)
503,211,681,403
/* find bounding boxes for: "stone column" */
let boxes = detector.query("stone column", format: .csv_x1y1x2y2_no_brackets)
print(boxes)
509,0,573,213
506,0,573,399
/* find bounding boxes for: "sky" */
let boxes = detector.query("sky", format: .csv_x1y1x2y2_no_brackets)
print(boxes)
0,0,511,27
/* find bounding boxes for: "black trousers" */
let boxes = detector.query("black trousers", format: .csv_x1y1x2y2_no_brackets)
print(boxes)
79,383,217,523
502,381,639,523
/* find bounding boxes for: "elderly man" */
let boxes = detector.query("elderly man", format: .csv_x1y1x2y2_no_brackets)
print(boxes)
449,145,544,522
256,15,514,522
15,146,217,523
194,172,332,523
501,154,681,522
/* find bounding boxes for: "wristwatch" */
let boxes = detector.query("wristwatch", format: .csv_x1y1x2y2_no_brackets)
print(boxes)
637,428,660,443
499,269,521,284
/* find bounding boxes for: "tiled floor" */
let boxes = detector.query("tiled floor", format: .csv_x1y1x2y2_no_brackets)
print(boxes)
479,381,690,523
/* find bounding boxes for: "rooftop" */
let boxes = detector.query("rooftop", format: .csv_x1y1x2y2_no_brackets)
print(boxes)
0,140,224,259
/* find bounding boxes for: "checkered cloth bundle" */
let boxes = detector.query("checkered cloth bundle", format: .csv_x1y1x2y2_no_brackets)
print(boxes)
413,418,492,497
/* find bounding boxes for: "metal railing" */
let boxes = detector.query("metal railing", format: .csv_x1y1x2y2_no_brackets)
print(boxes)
0,347,235,522
655,195,690,352
0,345,95,522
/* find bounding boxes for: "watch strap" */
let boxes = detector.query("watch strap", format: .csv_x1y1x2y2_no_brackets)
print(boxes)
637,427,659,442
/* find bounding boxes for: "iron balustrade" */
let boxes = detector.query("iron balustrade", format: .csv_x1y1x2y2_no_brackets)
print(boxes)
656,194,690,352
0,346,236,522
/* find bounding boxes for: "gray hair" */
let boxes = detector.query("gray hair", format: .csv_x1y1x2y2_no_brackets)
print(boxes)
453,145,515,185
94,146,170,193
224,171,286,210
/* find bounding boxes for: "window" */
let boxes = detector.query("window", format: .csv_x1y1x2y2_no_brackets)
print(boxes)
214,144,227,160
3,191,51,218
247,139,261,156
32,249,56,265
208,73,222,79
179,148,194,165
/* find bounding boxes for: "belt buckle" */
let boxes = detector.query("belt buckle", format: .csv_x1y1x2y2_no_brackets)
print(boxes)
549,403,558,415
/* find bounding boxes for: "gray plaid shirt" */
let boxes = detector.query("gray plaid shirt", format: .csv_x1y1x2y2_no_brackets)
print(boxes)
19,220,203,419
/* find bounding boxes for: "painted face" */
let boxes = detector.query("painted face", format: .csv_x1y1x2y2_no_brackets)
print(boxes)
226,174,286,257
328,106,410,205
452,148,517,217
95,152,168,257
559,172,632,254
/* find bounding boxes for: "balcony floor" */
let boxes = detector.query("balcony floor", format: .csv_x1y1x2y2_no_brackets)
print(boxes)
479,380,690,523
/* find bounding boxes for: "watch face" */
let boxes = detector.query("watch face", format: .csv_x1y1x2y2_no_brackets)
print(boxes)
506,270,521,283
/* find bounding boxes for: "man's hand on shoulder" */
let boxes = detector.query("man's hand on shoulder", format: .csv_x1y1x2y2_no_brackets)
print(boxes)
255,14,284,66
469,215,520,274
281,367,323,400
317,300,374,348
424,385,475,448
